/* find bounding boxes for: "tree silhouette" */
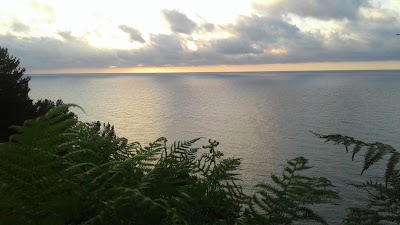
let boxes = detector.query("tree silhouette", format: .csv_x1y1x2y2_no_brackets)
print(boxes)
0,47,33,142
32,99,65,117
87,120,117,139
0,46,108,142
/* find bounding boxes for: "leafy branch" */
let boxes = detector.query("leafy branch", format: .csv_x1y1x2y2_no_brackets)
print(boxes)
243,157,339,225
314,132,400,224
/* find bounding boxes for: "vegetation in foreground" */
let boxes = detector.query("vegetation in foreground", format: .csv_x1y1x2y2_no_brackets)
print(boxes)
314,133,400,224
0,105,340,224
0,105,399,225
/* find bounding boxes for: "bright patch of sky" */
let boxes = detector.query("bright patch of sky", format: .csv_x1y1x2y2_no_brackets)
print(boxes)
0,0,255,49
0,0,399,72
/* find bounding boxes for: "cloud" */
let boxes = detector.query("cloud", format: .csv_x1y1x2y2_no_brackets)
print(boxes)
57,31,77,42
0,33,118,71
1,1,400,72
198,23,215,33
11,20,30,33
161,9,197,34
359,6,399,24
117,34,188,67
255,0,369,20
227,15,305,43
147,33,183,52
29,0,55,23
208,10,400,64
219,14,323,61
118,25,145,43
214,38,262,55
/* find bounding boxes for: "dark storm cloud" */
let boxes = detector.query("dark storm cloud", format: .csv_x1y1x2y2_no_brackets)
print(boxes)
118,25,145,43
161,9,197,34
255,0,369,20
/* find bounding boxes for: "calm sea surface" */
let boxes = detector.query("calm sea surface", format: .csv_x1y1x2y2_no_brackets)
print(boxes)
30,70,400,224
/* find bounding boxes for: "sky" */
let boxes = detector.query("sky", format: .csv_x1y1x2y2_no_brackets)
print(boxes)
1,0,400,73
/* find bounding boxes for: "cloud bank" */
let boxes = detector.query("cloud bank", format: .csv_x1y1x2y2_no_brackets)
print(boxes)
0,0,399,72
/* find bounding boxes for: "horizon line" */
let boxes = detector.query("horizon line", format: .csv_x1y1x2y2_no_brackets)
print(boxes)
26,61,400,75
27,68,400,75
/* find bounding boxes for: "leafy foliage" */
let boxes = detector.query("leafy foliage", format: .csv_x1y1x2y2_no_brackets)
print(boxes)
32,99,66,117
0,105,340,225
0,105,245,224
86,120,117,139
315,133,400,224
0,46,32,141
167,139,247,224
243,157,340,225
0,104,80,224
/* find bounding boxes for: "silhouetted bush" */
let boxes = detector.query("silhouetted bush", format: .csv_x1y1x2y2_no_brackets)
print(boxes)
0,46,68,141
0,47,33,141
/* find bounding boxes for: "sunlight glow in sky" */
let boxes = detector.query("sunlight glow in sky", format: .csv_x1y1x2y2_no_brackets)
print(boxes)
0,0,399,73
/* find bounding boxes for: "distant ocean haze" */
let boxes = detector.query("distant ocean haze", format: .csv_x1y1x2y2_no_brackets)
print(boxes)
30,70,400,223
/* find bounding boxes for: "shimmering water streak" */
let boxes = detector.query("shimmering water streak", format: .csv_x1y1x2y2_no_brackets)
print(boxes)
30,70,400,223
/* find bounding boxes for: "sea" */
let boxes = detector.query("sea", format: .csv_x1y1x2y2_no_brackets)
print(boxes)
29,70,400,224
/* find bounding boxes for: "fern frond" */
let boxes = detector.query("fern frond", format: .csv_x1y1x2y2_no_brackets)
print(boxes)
313,132,398,183
385,152,400,186
316,133,400,224
244,157,339,225
0,105,81,224
148,138,247,225
352,144,362,160
362,145,388,174
343,208,385,225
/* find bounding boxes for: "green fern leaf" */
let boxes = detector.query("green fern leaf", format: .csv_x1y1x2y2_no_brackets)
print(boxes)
244,157,339,225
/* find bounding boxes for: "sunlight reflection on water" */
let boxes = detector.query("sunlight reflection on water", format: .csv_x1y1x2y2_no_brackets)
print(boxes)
30,71,400,224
